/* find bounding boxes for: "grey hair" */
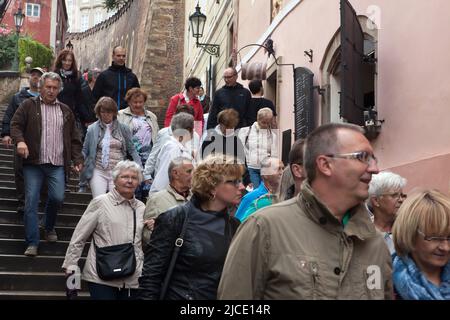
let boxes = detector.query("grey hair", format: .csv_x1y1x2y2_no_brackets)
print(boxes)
39,72,63,89
168,157,193,182
257,107,273,120
112,160,143,184
368,171,407,197
304,123,365,183
170,112,194,135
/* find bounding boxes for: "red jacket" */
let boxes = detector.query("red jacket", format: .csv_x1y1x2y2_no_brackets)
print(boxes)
164,93,204,135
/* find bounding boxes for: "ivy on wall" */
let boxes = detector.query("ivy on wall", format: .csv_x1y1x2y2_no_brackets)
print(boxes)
18,37,53,72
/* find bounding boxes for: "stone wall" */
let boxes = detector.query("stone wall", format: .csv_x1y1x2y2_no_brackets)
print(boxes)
67,0,185,125
0,72,20,104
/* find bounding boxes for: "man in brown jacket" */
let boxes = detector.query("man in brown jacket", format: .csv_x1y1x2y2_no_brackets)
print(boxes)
218,123,394,299
11,72,83,257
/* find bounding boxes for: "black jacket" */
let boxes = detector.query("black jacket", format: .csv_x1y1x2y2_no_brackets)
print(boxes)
1,88,35,137
79,81,97,124
207,83,252,130
247,97,277,125
200,127,246,165
92,63,140,110
138,196,240,300
56,70,84,121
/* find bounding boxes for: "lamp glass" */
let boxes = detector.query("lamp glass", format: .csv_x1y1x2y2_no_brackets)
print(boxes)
13,8,25,31
189,6,206,39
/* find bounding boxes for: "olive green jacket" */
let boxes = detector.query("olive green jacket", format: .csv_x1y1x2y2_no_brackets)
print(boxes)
218,182,393,300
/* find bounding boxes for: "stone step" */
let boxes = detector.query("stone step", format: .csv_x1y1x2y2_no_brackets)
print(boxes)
0,210,83,228
0,238,89,256
0,198,88,215
0,272,89,292
0,254,86,273
0,178,83,190
0,223,76,241
0,161,13,168
0,166,13,174
0,154,13,161
0,147,14,155
0,186,92,203
0,290,90,300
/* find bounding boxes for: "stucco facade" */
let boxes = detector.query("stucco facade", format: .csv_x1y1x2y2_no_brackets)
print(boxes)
189,0,449,193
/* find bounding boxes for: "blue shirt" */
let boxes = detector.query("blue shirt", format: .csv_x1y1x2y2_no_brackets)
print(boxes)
235,183,268,222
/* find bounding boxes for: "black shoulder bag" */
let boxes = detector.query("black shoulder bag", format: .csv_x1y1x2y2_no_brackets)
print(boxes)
94,209,137,281
159,208,189,300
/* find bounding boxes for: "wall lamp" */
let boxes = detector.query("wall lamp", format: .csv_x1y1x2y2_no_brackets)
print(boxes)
189,3,220,57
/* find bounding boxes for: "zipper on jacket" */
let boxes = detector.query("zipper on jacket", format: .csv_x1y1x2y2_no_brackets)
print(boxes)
310,261,319,299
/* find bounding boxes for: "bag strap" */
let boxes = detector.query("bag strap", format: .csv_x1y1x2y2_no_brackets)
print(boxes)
159,206,189,300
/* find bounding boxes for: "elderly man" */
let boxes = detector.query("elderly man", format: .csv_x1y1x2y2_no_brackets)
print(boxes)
11,72,83,257
2,67,44,213
206,67,252,130
239,107,278,188
142,157,193,246
92,46,140,110
149,113,194,194
234,157,283,222
218,123,393,299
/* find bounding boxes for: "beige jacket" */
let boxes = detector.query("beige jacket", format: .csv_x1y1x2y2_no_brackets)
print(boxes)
142,185,191,244
62,188,145,288
218,182,393,300
117,107,159,144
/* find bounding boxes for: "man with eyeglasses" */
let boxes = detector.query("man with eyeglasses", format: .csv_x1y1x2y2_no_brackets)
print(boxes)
206,67,252,130
219,123,394,300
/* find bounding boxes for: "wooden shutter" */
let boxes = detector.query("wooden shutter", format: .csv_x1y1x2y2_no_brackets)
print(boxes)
294,67,315,139
340,0,365,125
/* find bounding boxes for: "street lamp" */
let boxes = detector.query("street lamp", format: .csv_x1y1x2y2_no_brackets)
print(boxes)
11,7,25,71
189,3,220,57
66,40,73,51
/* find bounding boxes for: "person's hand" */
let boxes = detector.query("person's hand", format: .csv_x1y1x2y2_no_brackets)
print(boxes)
144,219,155,231
2,136,12,147
73,163,83,173
17,141,29,158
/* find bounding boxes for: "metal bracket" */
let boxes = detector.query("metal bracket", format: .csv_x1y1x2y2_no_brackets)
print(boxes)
197,43,220,57
313,85,325,96
304,49,313,63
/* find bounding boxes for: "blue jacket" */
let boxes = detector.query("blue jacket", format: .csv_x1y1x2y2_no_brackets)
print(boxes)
81,119,141,181
234,183,268,222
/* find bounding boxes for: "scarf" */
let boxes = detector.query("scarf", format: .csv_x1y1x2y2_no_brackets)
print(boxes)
101,123,112,169
60,69,73,78
393,254,450,300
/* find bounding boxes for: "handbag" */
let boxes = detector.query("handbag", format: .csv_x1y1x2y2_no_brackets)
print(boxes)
94,209,137,281
159,207,190,300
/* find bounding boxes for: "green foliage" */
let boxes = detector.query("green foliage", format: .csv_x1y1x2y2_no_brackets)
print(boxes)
18,37,54,73
103,0,127,11
0,33,17,70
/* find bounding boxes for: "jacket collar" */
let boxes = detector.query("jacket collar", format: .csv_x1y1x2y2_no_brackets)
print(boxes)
298,182,377,240
109,187,140,209
167,184,192,201
98,119,118,131
122,107,151,119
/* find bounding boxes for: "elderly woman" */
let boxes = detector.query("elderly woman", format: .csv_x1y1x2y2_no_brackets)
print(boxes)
81,97,141,198
391,189,450,300
118,88,159,201
139,154,245,300
368,171,407,254
63,161,146,300
238,107,278,188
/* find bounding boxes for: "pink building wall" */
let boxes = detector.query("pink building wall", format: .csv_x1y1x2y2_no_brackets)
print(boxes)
237,0,450,193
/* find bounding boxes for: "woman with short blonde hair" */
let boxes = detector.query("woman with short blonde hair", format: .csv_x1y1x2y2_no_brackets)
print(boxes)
391,189,450,300
139,154,245,300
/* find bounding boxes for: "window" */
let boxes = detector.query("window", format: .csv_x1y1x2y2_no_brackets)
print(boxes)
26,3,40,17
81,14,89,31
94,11,102,25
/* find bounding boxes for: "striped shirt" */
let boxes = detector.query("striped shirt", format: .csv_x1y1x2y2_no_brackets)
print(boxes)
39,98,64,166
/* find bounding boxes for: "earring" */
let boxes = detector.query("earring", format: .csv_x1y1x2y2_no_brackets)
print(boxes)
211,193,216,200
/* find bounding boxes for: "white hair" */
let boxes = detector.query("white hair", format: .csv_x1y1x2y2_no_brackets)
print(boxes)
112,160,143,184
257,107,273,120
368,171,407,197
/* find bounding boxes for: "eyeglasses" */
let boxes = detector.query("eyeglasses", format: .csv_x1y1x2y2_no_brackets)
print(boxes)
381,192,407,200
119,175,138,181
224,179,243,187
223,74,237,79
417,230,450,244
325,151,378,166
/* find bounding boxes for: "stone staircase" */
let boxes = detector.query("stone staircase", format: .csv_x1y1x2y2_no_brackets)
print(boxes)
0,103,92,299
